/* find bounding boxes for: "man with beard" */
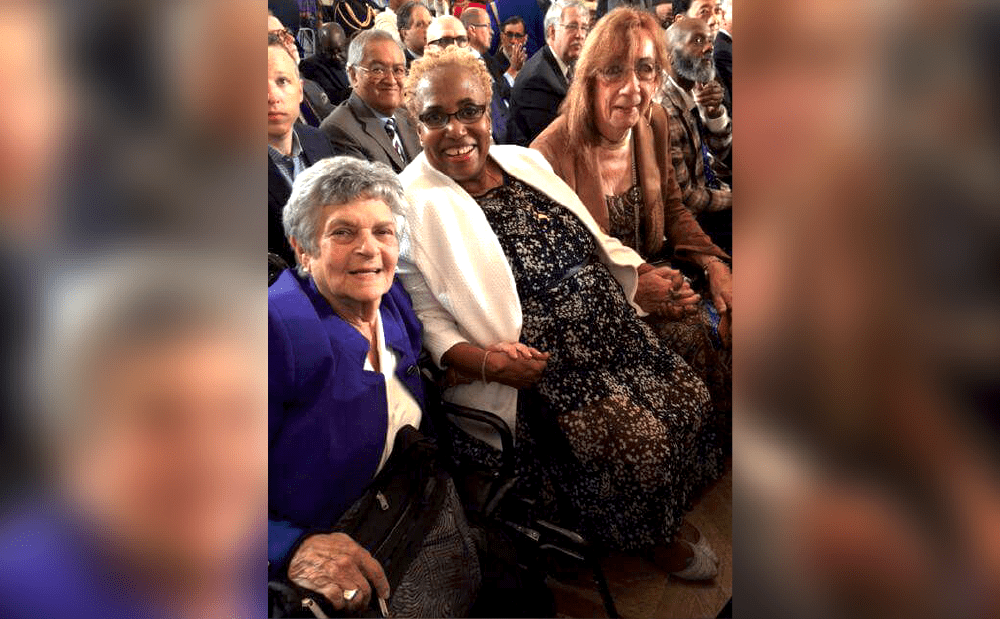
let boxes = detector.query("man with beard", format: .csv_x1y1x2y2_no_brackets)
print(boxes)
660,17,731,250
300,23,352,107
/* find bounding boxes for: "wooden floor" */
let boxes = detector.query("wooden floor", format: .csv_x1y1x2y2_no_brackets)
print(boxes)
549,464,732,619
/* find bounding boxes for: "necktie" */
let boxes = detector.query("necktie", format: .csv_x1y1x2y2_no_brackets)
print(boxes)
384,118,406,162
565,63,575,86
690,107,721,190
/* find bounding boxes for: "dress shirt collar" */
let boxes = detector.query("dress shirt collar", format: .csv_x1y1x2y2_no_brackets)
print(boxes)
267,126,303,159
548,45,572,81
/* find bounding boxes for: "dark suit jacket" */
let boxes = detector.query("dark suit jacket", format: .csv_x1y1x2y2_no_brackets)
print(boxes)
404,47,420,68
268,124,340,266
492,48,510,74
508,45,568,146
299,54,352,107
481,51,511,103
319,92,422,173
714,31,732,115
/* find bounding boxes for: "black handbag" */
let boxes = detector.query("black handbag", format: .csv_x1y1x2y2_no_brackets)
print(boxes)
269,426,475,618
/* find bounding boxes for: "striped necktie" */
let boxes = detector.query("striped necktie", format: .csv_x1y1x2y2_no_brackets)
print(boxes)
384,118,406,162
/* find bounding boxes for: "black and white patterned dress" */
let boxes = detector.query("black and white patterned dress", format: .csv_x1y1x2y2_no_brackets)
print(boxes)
452,174,724,550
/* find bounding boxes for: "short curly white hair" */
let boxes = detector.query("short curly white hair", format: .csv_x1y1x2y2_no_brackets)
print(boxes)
282,156,407,276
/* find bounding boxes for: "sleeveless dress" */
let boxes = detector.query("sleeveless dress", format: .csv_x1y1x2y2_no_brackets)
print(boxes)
451,173,724,550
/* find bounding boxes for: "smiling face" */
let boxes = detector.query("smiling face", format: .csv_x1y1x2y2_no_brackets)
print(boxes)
349,39,406,116
594,35,659,139
414,65,492,184
549,5,589,65
267,45,303,142
300,198,399,307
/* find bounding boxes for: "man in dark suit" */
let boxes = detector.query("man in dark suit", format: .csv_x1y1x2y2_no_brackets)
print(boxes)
397,1,433,67
492,16,527,83
270,39,344,266
320,29,421,173
299,22,352,107
507,0,589,146
461,8,510,102
713,0,732,114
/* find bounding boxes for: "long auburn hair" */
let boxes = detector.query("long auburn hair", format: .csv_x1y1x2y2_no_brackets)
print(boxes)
561,7,668,149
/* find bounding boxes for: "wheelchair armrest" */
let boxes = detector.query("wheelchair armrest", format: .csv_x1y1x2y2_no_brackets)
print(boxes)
438,401,515,476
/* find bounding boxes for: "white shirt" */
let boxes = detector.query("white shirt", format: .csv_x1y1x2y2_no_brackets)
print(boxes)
549,45,572,82
363,310,422,473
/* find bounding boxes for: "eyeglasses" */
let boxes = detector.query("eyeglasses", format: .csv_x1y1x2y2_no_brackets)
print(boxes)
428,35,468,47
268,28,295,45
355,63,408,80
468,23,492,31
558,22,590,34
502,31,526,40
417,103,487,129
596,60,661,84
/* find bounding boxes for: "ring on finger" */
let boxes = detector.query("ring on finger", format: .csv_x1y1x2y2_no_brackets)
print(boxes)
343,589,359,601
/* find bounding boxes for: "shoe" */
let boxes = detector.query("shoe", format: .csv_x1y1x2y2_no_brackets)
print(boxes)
669,535,719,581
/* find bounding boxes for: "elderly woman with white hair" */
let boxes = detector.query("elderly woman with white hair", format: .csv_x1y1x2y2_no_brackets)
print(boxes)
269,156,482,617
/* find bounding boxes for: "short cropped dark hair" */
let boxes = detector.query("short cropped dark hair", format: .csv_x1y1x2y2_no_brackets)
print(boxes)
671,0,692,19
500,15,525,31
397,1,426,32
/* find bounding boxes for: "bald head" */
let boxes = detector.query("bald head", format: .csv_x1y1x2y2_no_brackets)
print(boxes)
318,22,347,63
425,15,468,52
461,8,493,53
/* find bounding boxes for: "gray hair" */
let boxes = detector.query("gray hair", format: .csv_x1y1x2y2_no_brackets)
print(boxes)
346,28,405,69
36,251,260,440
543,0,586,41
282,156,407,275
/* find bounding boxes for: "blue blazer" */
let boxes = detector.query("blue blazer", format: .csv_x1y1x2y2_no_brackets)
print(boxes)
268,270,424,577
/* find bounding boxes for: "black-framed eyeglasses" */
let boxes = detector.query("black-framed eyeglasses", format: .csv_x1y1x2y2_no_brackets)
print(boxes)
417,103,487,129
428,35,468,48
502,31,526,39
467,23,492,31
355,63,408,80
596,60,661,84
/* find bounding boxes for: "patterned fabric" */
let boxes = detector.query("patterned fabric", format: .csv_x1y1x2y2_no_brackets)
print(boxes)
606,185,731,417
606,184,645,252
267,129,306,189
387,478,481,618
659,81,732,215
462,175,724,550
383,118,406,161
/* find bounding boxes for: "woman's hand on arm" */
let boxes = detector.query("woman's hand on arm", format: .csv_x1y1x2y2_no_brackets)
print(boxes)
287,532,390,613
442,342,549,389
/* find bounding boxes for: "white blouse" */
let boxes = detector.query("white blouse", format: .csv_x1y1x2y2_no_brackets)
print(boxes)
364,310,422,473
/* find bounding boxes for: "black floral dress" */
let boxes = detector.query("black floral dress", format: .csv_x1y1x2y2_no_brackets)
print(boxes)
608,183,733,417
450,174,724,550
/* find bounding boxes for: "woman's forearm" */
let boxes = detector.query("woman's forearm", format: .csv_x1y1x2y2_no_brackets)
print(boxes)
441,342,488,377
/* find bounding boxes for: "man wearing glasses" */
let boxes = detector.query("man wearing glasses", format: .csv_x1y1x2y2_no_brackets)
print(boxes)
508,0,590,145
320,29,422,172
493,16,528,85
427,14,511,142
460,8,512,103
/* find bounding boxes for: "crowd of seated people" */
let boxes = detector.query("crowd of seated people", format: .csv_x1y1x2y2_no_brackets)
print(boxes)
268,0,733,615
